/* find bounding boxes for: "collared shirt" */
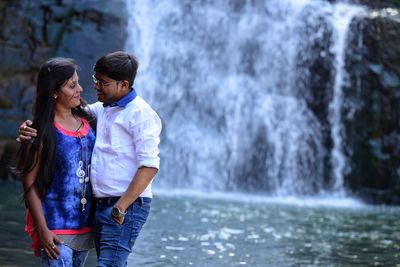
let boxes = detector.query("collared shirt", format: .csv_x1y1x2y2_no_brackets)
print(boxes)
88,92,161,198
103,89,137,108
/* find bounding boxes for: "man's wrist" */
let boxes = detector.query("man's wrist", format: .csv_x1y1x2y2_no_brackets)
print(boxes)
111,206,127,218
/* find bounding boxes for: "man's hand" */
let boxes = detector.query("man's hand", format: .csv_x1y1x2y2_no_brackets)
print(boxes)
16,120,37,142
111,214,125,225
111,206,126,225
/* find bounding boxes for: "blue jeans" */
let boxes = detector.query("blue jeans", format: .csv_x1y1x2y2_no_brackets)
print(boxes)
94,197,151,267
40,244,89,267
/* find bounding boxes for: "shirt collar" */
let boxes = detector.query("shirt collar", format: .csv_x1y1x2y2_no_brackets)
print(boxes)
103,88,137,108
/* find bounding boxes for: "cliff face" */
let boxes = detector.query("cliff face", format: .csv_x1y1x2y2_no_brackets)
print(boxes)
0,0,128,137
343,10,400,204
353,0,400,8
0,0,128,180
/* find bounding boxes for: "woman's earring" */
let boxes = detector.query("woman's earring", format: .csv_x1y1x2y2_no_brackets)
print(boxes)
54,95,58,99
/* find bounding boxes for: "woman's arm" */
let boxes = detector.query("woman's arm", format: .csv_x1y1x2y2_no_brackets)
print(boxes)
23,152,62,259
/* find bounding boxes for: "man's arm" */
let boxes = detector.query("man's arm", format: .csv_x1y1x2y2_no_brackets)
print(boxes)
17,102,102,142
112,109,162,224
112,167,158,224
86,102,102,119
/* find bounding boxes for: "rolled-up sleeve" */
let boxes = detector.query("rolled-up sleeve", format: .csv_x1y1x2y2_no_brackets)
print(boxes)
130,109,162,169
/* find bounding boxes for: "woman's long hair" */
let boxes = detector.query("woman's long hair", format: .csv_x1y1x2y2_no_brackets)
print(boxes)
18,57,94,199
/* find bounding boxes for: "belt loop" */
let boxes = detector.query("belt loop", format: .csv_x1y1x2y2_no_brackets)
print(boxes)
138,197,143,207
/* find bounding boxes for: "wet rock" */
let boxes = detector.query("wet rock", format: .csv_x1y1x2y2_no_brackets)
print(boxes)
0,0,128,181
343,12,400,204
0,140,20,181
352,0,400,9
0,0,129,138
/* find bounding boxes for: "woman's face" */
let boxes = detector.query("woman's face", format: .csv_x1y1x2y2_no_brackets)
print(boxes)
55,71,83,109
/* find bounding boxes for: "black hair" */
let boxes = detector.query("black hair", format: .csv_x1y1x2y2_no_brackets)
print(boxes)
17,57,95,199
94,51,138,88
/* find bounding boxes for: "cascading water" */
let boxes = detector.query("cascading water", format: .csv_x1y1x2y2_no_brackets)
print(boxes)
328,4,367,195
125,0,365,196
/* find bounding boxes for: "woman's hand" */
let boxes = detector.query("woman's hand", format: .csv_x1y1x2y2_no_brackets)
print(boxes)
37,227,63,259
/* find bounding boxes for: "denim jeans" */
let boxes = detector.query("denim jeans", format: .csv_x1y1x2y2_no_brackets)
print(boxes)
40,244,89,267
94,197,151,267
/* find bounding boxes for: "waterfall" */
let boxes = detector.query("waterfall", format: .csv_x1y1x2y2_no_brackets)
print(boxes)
328,4,366,195
125,0,365,196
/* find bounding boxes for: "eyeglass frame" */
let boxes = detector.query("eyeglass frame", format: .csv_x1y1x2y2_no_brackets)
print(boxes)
92,74,121,88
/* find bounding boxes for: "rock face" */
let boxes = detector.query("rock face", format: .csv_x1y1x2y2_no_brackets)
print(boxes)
353,0,400,8
0,0,128,181
0,0,128,137
344,11,400,204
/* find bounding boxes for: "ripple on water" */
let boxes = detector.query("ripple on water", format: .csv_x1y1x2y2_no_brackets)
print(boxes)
1,182,400,266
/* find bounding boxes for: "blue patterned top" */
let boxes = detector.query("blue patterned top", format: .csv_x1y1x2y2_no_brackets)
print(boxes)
42,118,95,233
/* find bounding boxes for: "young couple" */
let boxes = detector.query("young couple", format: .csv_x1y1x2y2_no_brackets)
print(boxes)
17,51,161,267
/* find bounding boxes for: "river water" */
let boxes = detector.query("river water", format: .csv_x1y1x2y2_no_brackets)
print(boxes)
1,181,399,267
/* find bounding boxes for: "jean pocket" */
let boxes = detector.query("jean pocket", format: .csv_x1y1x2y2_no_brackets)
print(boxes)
100,206,124,226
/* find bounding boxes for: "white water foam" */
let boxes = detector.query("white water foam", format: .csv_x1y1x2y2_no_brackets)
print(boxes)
125,0,366,198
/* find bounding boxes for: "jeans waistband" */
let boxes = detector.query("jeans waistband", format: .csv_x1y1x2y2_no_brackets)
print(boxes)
95,196,143,207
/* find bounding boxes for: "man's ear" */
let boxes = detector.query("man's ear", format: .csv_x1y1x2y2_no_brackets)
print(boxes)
121,80,130,90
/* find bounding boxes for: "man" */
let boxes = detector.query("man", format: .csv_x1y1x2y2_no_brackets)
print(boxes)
18,51,162,266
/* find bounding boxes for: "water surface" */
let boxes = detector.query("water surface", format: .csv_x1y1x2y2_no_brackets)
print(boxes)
1,182,399,266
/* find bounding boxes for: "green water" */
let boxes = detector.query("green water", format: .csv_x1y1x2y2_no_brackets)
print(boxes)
1,181,399,267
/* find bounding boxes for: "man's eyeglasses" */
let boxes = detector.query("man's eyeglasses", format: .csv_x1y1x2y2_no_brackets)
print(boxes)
92,75,119,88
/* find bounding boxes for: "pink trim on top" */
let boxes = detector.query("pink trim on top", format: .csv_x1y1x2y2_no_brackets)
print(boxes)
25,209,40,256
25,210,93,257
54,118,90,137
52,227,92,235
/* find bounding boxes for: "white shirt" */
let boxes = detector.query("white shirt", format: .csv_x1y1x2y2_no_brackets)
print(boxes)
88,96,161,198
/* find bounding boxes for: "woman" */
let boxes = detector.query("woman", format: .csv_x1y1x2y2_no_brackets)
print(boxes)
17,58,96,266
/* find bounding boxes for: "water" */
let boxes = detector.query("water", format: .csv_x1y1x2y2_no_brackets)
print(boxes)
0,182,96,267
126,0,366,196
328,4,366,194
1,182,399,266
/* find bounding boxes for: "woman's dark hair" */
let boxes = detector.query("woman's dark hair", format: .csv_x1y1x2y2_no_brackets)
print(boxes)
94,51,138,88
17,57,95,199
